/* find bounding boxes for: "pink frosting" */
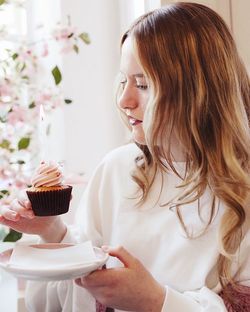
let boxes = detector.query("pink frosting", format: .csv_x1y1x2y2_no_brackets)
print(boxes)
31,161,63,187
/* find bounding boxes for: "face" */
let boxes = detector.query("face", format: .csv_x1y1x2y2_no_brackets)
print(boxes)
118,37,149,145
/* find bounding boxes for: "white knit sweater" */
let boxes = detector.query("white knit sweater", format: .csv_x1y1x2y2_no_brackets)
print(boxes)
26,143,250,312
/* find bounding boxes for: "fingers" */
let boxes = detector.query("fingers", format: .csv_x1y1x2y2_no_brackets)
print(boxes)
102,245,138,268
75,266,119,289
11,199,34,218
0,206,20,221
75,278,83,287
0,214,21,228
18,191,32,209
75,245,140,290
0,199,34,221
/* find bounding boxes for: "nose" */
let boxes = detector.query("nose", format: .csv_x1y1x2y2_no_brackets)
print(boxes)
118,83,138,110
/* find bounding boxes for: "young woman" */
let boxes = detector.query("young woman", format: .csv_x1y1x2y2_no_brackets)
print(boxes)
0,3,249,311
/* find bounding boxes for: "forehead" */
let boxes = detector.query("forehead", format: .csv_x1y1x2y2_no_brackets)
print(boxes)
120,37,143,75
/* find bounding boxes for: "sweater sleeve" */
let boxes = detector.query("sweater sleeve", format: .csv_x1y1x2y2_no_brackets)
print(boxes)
161,286,227,311
161,229,250,312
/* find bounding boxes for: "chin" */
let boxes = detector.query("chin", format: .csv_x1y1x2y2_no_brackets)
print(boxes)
131,128,146,145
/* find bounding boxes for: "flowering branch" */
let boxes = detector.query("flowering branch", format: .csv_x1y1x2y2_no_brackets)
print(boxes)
0,2,90,241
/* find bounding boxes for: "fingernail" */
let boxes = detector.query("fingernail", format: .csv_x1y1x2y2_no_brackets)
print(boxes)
10,211,18,220
75,278,81,286
101,245,110,252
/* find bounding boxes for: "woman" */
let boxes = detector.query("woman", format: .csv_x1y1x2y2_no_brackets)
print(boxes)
0,3,249,311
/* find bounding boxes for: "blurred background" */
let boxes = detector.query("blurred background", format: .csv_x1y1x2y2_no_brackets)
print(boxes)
0,1,249,310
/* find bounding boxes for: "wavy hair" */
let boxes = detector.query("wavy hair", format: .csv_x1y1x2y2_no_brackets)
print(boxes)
119,3,250,290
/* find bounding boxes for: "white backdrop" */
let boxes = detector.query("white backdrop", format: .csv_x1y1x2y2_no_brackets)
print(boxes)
60,0,149,222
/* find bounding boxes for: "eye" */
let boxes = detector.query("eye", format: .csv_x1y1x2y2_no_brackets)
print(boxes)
118,72,127,90
135,78,148,90
120,79,127,90
135,84,148,90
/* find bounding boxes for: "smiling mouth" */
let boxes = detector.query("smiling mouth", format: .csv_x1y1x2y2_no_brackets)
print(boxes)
128,117,143,126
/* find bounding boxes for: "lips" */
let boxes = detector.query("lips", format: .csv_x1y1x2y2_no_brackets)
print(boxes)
128,116,143,126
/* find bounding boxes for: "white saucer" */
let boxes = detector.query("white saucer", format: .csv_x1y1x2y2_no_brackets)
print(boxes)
0,243,109,281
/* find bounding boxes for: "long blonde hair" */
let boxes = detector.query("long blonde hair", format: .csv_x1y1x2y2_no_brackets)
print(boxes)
120,3,250,289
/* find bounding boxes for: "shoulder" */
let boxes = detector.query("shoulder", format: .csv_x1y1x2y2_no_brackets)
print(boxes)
86,143,141,195
88,143,141,183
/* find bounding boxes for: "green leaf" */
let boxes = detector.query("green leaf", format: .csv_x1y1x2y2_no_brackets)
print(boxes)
79,32,91,44
16,62,26,72
12,53,18,60
73,44,79,54
17,160,25,165
0,139,10,149
52,66,62,85
18,137,30,150
20,63,26,72
29,101,36,109
64,98,73,104
0,189,9,199
3,229,22,242
0,190,9,195
0,116,7,123
0,0,5,5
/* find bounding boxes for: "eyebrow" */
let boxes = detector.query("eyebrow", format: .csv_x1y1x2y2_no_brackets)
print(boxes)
119,71,145,79
132,73,145,78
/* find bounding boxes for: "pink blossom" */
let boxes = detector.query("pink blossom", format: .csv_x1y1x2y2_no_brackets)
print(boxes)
41,43,49,57
14,177,29,189
0,82,12,97
52,25,77,54
36,92,52,104
7,106,27,125
52,26,77,41
60,43,74,54
18,48,33,61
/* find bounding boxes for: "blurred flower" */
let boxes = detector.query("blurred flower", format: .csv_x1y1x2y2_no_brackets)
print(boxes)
7,105,27,125
41,42,49,57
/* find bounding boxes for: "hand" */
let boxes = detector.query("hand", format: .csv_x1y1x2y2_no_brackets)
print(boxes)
0,191,67,243
75,246,166,312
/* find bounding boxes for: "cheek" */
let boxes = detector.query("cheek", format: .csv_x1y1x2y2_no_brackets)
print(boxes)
140,93,150,116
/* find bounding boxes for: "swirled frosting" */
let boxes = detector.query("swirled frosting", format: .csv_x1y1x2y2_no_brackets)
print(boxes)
31,161,63,188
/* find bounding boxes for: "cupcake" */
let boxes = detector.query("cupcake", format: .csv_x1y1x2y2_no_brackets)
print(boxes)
26,161,72,216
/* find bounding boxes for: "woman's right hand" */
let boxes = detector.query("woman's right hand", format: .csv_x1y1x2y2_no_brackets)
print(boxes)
0,191,67,243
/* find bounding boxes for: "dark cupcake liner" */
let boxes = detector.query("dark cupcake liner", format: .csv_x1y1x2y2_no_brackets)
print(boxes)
26,186,72,216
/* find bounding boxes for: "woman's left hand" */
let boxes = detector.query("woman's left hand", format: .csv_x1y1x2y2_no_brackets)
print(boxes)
75,246,166,312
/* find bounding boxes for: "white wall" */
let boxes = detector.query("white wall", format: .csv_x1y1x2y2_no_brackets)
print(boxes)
61,0,124,177
60,0,131,221
231,0,250,73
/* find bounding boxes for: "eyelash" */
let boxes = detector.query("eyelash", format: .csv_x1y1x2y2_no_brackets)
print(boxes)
120,81,148,90
136,84,148,90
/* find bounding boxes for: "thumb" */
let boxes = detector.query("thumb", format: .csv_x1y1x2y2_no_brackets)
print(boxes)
102,245,137,268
